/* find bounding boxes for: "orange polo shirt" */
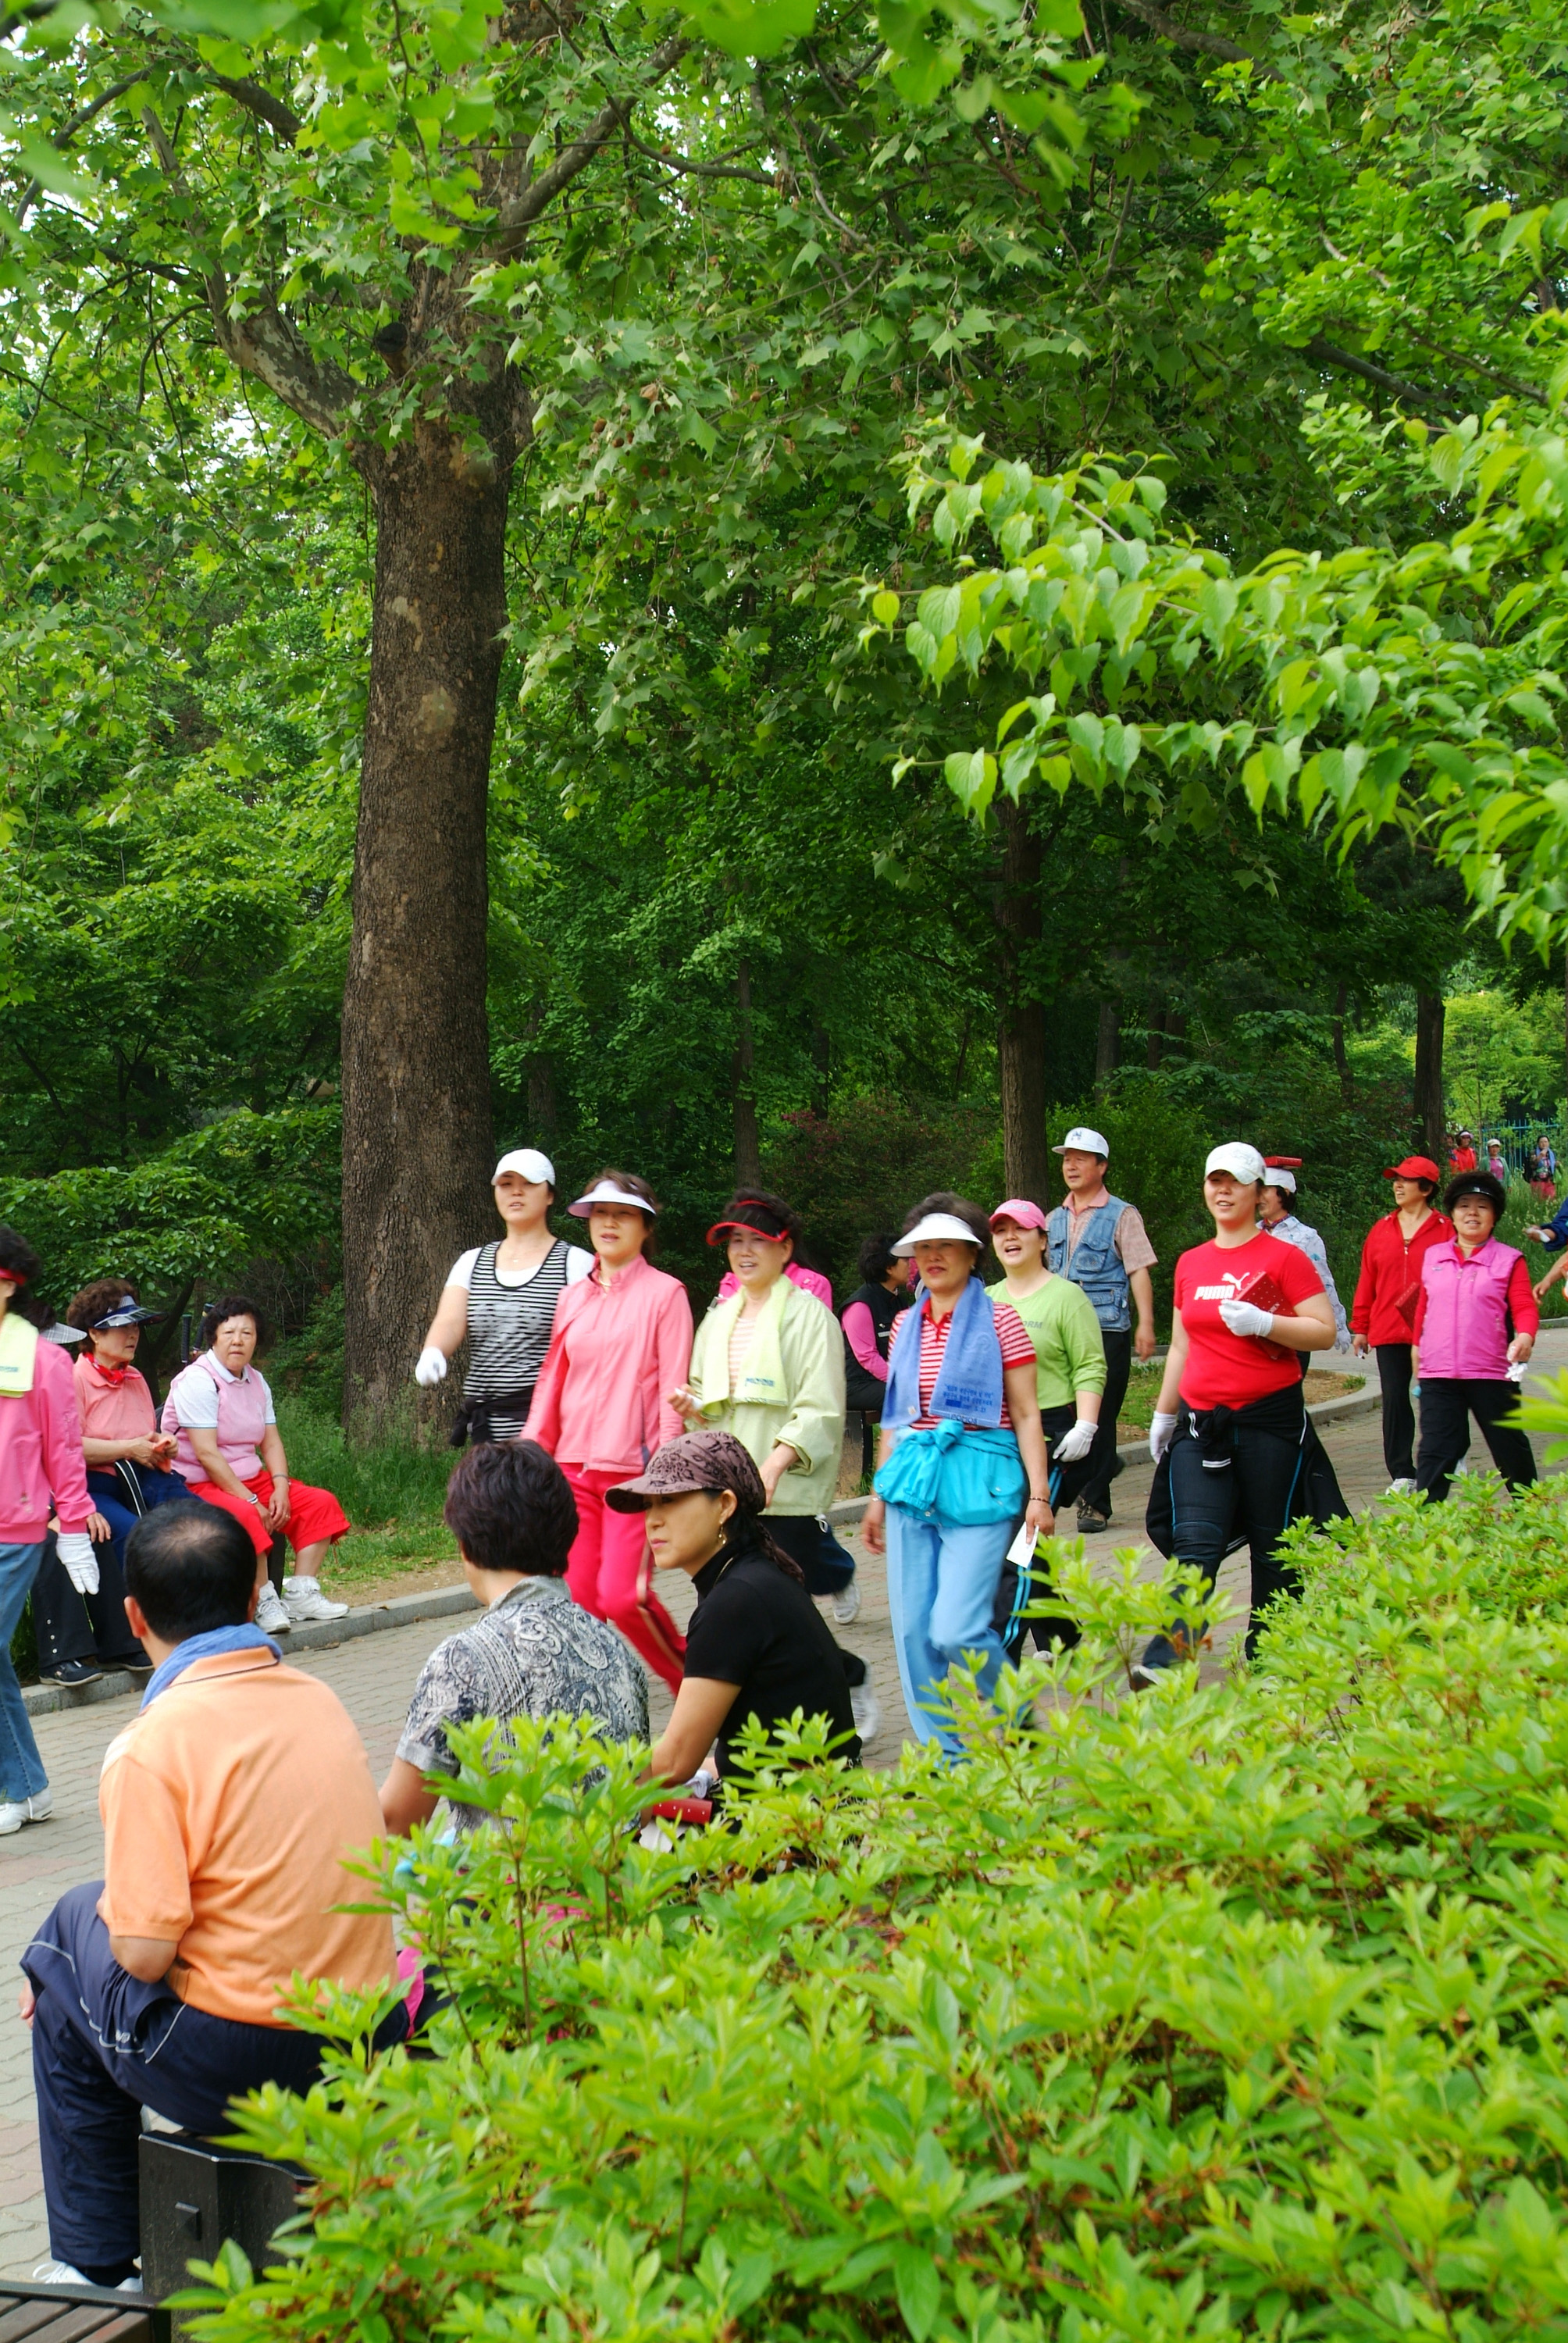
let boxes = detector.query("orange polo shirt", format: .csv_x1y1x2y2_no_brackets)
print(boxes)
98,1650,394,2028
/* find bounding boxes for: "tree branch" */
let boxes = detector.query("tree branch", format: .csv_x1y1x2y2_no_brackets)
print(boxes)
624,130,775,186
1111,0,1282,80
207,73,301,143
489,31,689,255
16,70,150,226
1301,334,1448,407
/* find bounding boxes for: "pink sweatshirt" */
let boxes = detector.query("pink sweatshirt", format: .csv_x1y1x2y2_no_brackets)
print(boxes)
524,1252,694,1475
0,1331,94,1540
716,1262,833,1312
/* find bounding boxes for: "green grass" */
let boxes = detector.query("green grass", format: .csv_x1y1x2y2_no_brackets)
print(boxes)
276,1400,458,1591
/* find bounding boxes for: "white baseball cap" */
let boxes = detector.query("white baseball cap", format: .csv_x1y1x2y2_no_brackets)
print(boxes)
892,1212,985,1255
569,1179,657,1218
494,1148,555,1186
1054,1125,1110,1158
1262,1165,1297,1194
1205,1143,1266,1184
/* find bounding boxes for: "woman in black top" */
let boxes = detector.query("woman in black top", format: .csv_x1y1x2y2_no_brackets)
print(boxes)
840,1231,913,1479
608,1429,860,1784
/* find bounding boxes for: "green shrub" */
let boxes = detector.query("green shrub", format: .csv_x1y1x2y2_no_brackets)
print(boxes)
183,1477,1568,2343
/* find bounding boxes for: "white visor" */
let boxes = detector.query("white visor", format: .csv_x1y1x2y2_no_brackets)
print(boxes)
569,1180,657,1218
892,1212,984,1255
1205,1143,1266,1185
1263,1166,1297,1194
494,1147,555,1186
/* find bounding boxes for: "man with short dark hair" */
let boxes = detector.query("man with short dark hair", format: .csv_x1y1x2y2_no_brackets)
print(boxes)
380,1439,649,1834
20,1500,401,2291
1046,1126,1159,1532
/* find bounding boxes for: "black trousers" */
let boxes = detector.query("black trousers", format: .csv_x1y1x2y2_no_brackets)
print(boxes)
1077,1328,1131,1517
1375,1343,1417,1481
992,1402,1101,1660
1164,1415,1308,1660
1415,1378,1537,1503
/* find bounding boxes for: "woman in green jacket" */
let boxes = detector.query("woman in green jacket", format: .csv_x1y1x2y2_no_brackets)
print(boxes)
985,1196,1107,1663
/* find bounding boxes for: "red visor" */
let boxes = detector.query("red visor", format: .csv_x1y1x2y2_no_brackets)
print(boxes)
707,1218,789,1247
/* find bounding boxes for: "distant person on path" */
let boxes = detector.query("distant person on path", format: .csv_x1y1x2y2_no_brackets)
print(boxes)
1413,1170,1538,1503
162,1296,350,1639
380,1440,648,1834
524,1172,692,1694
1139,1144,1345,1682
20,1501,409,2292
839,1232,912,1480
1484,1136,1510,1188
1449,1131,1478,1172
1046,1125,1158,1532
985,1198,1106,1664
0,1226,110,1838
1350,1156,1453,1494
1529,1133,1558,1203
861,1195,1053,1756
415,1148,593,1444
715,1187,835,1311
1259,1161,1352,1353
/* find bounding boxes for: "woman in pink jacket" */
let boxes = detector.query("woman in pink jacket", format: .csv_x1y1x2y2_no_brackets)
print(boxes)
1413,1169,1538,1502
0,1227,109,1835
524,1173,693,1692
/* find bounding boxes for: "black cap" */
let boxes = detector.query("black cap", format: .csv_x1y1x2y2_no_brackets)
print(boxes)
1443,1171,1506,1220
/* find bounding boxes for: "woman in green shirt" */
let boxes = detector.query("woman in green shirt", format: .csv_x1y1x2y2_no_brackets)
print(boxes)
986,1196,1107,1662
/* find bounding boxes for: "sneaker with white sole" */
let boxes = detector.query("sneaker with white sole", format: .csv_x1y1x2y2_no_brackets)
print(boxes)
0,1788,52,1837
829,1577,861,1626
33,2261,142,2292
1384,1477,1417,1496
850,1680,880,1749
283,1575,349,1623
255,1581,291,1635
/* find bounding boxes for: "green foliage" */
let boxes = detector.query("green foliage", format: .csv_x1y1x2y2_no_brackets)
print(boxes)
177,1477,1568,2343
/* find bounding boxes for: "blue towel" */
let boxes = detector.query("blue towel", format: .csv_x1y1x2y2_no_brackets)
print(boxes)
882,1275,1006,1430
141,1624,281,1708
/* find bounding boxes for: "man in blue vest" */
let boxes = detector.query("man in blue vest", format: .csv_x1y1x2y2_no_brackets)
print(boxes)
1046,1126,1158,1532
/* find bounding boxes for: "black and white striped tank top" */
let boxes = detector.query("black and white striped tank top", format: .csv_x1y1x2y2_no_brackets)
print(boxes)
463,1239,573,1442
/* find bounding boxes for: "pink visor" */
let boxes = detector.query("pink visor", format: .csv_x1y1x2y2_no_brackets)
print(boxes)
989,1197,1049,1232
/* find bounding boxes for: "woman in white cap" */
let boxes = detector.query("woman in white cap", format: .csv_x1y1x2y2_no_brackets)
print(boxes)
1139,1143,1343,1681
414,1149,593,1446
1258,1161,1351,1353
861,1193,1051,1756
524,1170,692,1693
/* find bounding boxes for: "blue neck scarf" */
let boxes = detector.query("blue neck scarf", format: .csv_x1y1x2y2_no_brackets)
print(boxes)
882,1274,1006,1430
141,1624,281,1709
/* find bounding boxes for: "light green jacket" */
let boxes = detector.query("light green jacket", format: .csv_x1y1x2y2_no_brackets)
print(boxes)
687,1276,846,1516
987,1274,1106,1411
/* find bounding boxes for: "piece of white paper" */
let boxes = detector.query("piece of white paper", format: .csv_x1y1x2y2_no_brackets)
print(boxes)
1007,1517,1038,1566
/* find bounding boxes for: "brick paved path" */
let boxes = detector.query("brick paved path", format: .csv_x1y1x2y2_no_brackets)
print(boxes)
5,1339,1564,2279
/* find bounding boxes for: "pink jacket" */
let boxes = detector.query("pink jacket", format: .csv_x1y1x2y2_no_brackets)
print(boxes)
524,1252,693,1475
716,1262,834,1312
0,1330,93,1540
1415,1237,1538,1380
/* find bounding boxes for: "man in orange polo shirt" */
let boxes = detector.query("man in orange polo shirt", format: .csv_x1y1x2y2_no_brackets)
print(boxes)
20,1501,401,2291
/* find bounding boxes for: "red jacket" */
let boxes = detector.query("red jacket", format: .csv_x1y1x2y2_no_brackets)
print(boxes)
1350,1209,1455,1346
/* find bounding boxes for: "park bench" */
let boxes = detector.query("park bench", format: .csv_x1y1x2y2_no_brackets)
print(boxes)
0,2281,162,2342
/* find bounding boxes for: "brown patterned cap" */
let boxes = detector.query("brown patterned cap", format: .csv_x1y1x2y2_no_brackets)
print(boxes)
604,1430,767,1514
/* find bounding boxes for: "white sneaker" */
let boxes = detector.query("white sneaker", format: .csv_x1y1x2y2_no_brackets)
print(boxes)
283,1575,349,1623
850,1681,880,1749
32,2260,141,2291
0,1789,52,1837
1384,1477,1417,1496
255,1582,291,1634
829,1577,862,1625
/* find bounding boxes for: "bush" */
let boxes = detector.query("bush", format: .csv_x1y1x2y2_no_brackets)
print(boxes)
181,1469,1568,2343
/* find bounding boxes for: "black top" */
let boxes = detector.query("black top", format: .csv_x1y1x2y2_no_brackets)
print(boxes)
843,1280,911,1359
683,1540,861,1778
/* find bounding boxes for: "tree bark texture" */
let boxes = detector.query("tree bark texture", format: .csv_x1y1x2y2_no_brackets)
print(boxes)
732,958,764,1188
340,415,517,1430
993,799,1051,1203
1414,990,1447,1164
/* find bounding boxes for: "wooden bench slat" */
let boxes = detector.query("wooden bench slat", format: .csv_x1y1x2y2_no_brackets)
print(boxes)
0,2306,152,2343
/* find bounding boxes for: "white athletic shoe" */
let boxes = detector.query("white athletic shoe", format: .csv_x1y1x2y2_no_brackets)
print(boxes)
255,1581,291,1634
1384,1477,1417,1496
829,1577,862,1626
0,1789,52,1837
32,2260,142,2291
283,1575,349,1623
850,1680,881,1749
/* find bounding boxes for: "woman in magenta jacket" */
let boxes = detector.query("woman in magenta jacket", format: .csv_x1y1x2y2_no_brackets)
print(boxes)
524,1172,693,1692
0,1227,109,1835
1413,1170,1538,1503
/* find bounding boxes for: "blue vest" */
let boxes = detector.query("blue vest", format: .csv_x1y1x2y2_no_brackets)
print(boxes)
1046,1197,1131,1333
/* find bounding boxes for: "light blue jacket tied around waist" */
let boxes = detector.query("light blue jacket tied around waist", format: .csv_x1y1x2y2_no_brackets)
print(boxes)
875,1417,1028,1526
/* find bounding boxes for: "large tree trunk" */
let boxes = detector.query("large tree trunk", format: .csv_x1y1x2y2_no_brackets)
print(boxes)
993,799,1051,1202
1414,989,1446,1163
732,957,764,1186
340,418,514,1432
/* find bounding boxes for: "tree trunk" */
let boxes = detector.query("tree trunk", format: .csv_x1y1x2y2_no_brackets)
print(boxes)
1331,981,1352,1102
340,419,512,1432
993,798,1051,1202
732,957,764,1186
1095,998,1120,1089
1146,1007,1164,1070
1414,989,1446,1162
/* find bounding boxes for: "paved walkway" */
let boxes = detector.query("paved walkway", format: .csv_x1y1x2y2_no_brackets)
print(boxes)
5,1339,1564,2278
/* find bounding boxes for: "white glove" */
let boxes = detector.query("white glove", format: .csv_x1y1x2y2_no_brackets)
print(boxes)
56,1532,100,1596
415,1346,448,1387
1149,1411,1178,1464
1052,1418,1097,1464
1219,1298,1274,1339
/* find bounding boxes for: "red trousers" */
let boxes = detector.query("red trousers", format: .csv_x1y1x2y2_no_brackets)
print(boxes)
561,1463,685,1693
183,1470,349,1561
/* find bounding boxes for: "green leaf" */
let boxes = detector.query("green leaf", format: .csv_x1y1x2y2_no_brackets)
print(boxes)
892,2245,941,2341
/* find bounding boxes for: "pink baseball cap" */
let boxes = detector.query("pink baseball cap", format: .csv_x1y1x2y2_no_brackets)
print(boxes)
989,1197,1049,1231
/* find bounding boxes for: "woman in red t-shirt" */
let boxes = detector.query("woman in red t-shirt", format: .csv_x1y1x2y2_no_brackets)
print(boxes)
1139,1143,1342,1681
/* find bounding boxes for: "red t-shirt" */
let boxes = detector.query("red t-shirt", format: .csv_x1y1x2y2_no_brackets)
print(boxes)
912,1298,1035,1429
1174,1231,1324,1410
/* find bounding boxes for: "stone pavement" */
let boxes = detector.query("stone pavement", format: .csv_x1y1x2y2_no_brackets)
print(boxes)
4,1336,1565,2279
